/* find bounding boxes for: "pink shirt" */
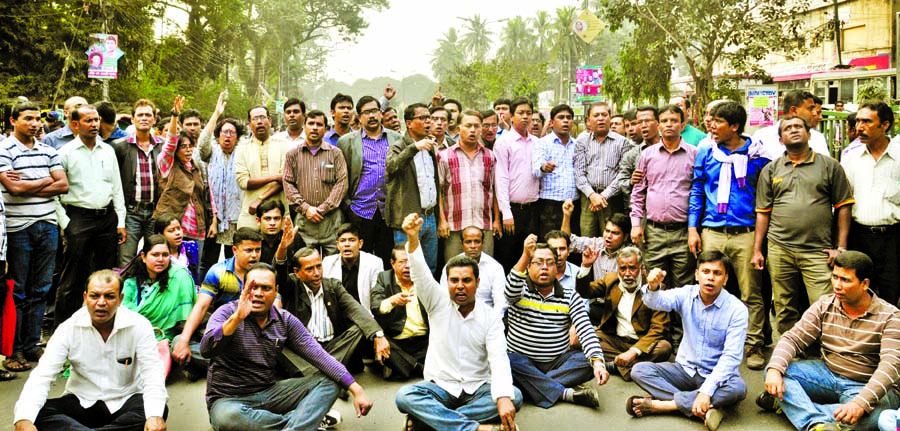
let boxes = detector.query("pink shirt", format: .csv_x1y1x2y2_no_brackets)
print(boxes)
494,129,540,220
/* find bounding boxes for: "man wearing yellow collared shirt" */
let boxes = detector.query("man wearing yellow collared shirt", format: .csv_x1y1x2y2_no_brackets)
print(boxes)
842,102,900,306
55,105,126,327
234,106,290,228
370,244,429,380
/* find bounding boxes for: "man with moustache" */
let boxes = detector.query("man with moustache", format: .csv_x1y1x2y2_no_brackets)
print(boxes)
234,106,290,228
480,110,500,150
385,103,441,275
752,116,854,338
505,234,608,409
111,99,163,267
575,101,630,237
13,270,168,431
256,198,303,265
55,105,126,327
429,106,455,150
576,246,671,381
689,101,770,369
494,97,541,269
842,102,900,306
284,110,348,256
631,105,697,289
533,104,580,239
753,90,830,160
437,110,502,258
325,94,354,146
274,97,306,145
443,99,462,142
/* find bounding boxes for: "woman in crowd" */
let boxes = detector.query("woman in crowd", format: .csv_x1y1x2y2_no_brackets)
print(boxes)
154,213,200,284
122,234,196,343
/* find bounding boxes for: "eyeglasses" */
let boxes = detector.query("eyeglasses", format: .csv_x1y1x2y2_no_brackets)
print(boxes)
250,115,269,122
221,130,237,136
361,108,381,116
530,259,556,268
412,115,433,122
178,144,195,150
483,123,499,129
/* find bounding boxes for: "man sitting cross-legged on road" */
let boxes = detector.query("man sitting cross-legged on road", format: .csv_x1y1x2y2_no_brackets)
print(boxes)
576,245,672,381
758,250,900,431
201,262,373,431
627,251,748,431
395,213,523,431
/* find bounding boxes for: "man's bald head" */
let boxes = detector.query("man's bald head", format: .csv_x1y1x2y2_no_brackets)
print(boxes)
63,96,88,122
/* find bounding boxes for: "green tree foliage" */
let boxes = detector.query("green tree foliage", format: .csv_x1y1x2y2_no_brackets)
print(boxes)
458,15,494,64
431,29,465,84
600,0,810,110
496,17,534,61
443,59,548,110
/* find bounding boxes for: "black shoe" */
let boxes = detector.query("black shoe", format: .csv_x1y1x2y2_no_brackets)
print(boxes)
756,391,782,414
338,388,349,401
571,387,600,409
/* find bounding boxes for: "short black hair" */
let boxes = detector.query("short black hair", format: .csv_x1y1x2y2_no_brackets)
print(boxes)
858,101,894,129
330,93,353,112
834,250,873,285
782,90,814,114
291,246,320,269
247,105,269,121
533,112,545,125
710,101,747,135
70,104,97,122
812,95,823,105
246,262,276,280
659,104,685,123
493,98,511,109
404,103,428,123
623,109,638,122
256,198,284,218
12,101,40,121
443,98,462,112
607,213,631,235
355,95,380,114
550,104,574,120
391,243,406,261
696,250,733,276
153,212,180,234
611,114,624,121
533,243,559,264
94,101,117,125
233,227,264,246
544,230,570,248
306,110,329,127
636,105,659,121
847,112,857,130
446,255,480,279
179,108,202,125
835,100,845,106
587,101,610,117
383,106,397,115
336,223,360,239
429,105,448,117
510,96,534,114
284,97,306,114
480,109,498,121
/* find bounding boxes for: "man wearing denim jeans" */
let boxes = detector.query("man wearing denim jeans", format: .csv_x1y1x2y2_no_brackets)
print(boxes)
0,102,69,374
202,263,373,431
395,213,521,431
759,251,900,431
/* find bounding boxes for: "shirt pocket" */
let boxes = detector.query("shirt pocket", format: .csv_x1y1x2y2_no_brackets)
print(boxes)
884,178,900,205
706,324,728,347
320,163,337,184
263,336,286,363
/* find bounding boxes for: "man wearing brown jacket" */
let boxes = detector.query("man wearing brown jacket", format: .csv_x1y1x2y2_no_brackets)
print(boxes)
576,245,672,381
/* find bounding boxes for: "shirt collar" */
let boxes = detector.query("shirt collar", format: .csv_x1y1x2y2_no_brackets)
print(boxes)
304,283,324,299
126,132,162,145
656,139,690,154
73,306,137,330
691,284,727,309
9,135,36,151
300,140,334,152
361,127,386,141
781,149,816,166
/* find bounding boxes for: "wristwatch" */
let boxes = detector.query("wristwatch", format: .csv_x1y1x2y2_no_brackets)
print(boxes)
374,331,384,339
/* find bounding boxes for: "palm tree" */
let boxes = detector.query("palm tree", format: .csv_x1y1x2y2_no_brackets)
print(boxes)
497,16,534,61
430,28,466,83
459,15,493,64
531,10,554,60
550,6,588,101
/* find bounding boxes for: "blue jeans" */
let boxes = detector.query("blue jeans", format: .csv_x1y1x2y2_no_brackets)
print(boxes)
396,381,523,431
780,360,899,431
8,221,58,354
394,213,437,276
208,375,339,431
631,361,746,418
119,206,155,267
507,350,593,408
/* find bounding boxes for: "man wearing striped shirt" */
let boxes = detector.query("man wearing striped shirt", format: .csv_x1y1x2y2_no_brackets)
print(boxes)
0,102,69,373
533,104,579,239
759,251,900,431
505,234,608,409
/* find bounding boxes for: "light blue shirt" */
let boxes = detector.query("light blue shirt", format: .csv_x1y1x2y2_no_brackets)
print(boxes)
641,284,748,396
532,132,578,201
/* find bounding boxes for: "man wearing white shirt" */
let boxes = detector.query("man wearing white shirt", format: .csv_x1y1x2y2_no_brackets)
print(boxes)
14,270,167,431
272,97,306,145
440,226,507,313
395,213,522,431
752,90,830,160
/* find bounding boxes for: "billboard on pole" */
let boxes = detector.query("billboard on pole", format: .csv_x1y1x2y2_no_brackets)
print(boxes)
86,33,123,80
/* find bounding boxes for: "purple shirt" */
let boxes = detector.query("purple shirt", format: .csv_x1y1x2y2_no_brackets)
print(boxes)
630,140,697,226
200,301,354,408
351,129,390,219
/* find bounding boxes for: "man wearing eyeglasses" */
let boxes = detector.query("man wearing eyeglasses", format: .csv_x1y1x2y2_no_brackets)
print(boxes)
337,96,403,265
480,110,500,151
234,105,290,228
505,234,608,409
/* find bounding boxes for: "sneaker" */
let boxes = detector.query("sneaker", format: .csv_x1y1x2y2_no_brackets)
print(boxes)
810,423,849,431
745,345,766,370
756,391,782,414
321,409,342,429
571,387,600,409
705,407,725,431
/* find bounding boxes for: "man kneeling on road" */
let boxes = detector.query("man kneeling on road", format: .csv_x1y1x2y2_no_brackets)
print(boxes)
627,251,748,431
14,270,168,431
576,245,672,381
395,213,522,431
758,250,900,431
201,263,373,431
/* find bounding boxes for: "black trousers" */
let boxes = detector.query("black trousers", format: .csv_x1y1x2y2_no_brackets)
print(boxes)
849,223,900,306
495,202,539,271
34,393,168,431
383,334,429,380
347,208,393,269
55,206,118,327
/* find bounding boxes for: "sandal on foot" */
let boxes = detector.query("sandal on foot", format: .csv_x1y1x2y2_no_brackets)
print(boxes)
626,395,654,418
3,352,32,372
0,369,15,381
25,347,44,362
